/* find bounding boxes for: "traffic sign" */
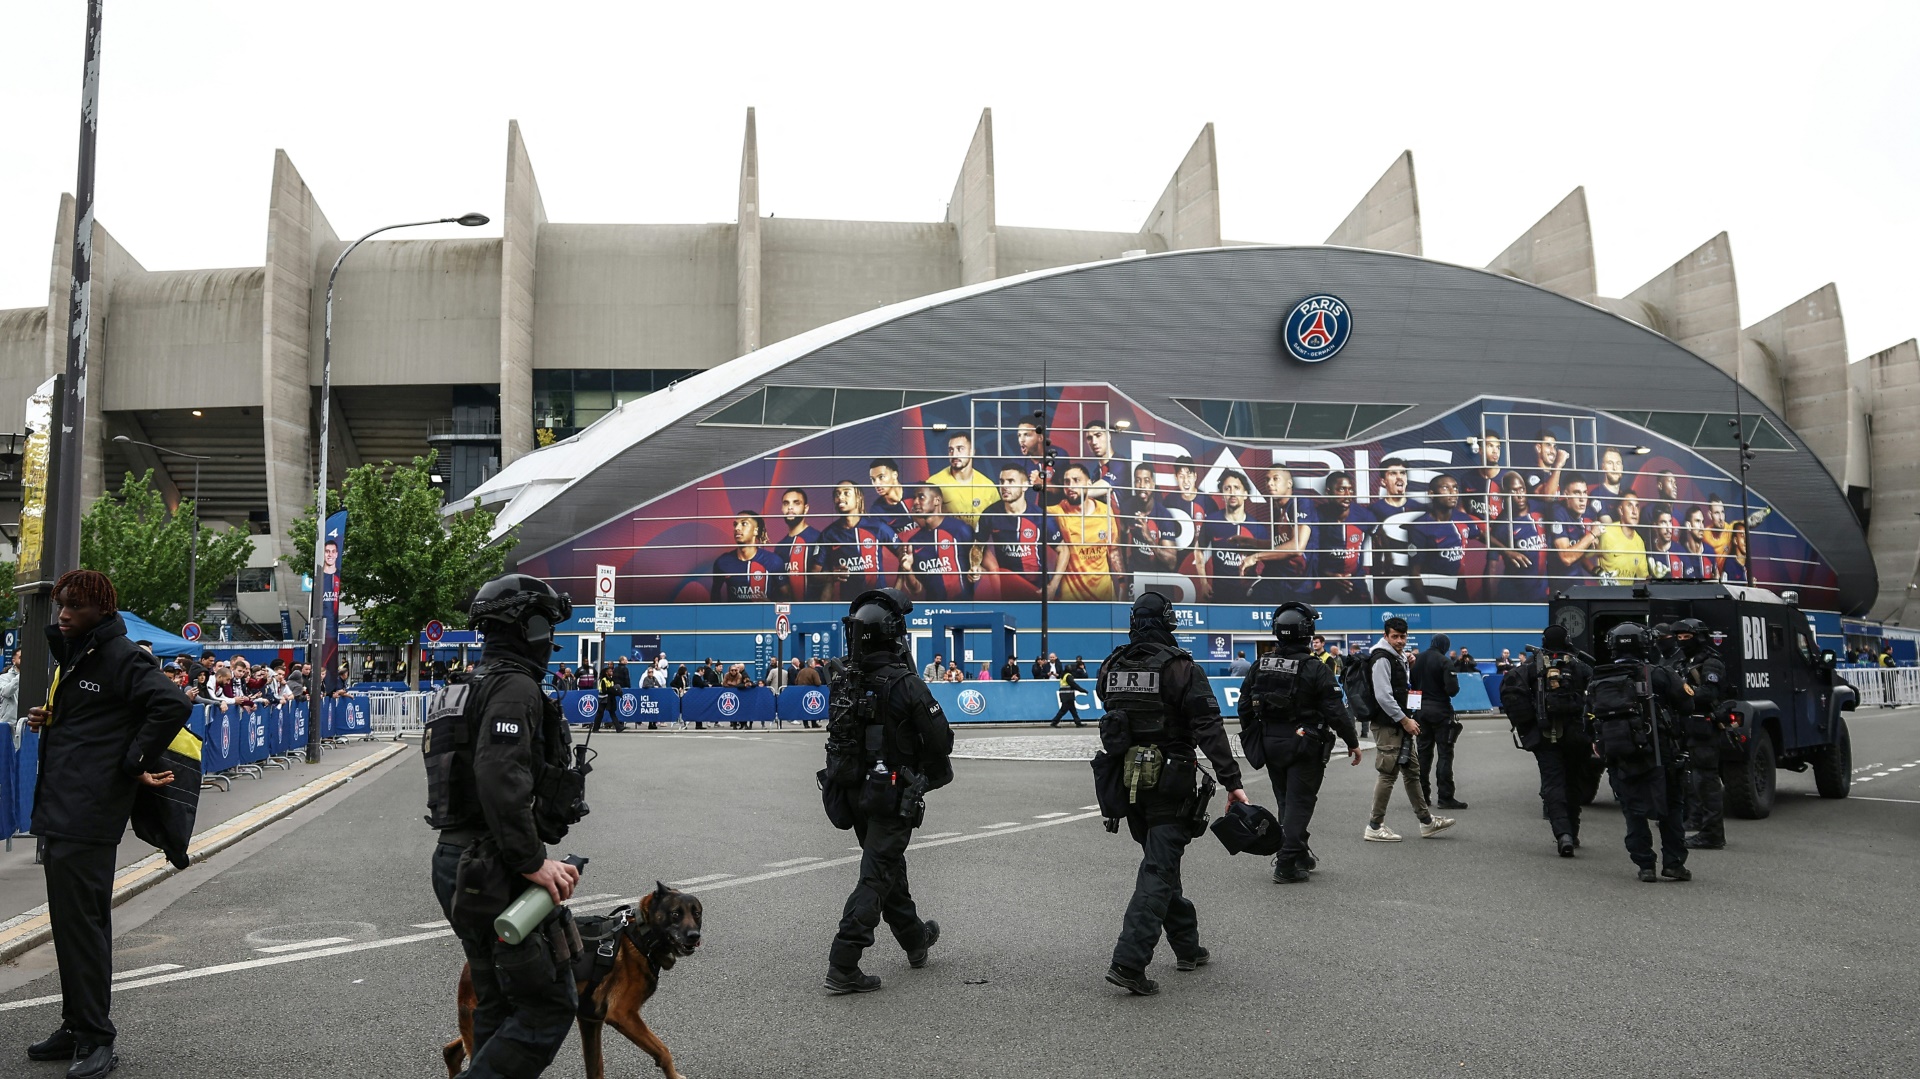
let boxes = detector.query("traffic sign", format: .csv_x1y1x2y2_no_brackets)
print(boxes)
593,564,617,633
775,613,791,641
182,622,202,642
424,620,445,643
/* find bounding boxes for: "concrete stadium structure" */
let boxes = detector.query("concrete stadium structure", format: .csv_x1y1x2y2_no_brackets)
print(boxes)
1,110,1916,634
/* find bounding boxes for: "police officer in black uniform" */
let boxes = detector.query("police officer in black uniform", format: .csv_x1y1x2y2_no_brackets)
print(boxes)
1500,624,1593,857
426,574,587,1078
1238,602,1361,883
1097,591,1247,996
1669,618,1731,849
1587,622,1694,883
820,588,954,995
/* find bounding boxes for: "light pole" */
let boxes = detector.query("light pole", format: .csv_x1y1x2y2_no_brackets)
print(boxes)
111,434,211,622
307,212,488,762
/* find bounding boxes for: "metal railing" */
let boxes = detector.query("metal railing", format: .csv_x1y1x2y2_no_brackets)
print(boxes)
1844,667,1920,709
363,690,430,740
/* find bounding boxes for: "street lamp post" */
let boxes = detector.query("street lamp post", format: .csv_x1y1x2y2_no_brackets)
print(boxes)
307,213,488,763
111,435,211,622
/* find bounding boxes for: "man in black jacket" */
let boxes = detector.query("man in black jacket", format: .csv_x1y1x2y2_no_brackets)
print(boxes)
25,570,191,1078
1239,602,1362,882
1412,633,1468,809
1097,592,1248,997
427,574,585,1077
1500,625,1595,857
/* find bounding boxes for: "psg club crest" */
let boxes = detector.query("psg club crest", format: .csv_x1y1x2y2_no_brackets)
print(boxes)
579,694,598,718
1281,294,1352,363
957,689,986,715
718,691,741,717
802,689,827,715
618,694,638,718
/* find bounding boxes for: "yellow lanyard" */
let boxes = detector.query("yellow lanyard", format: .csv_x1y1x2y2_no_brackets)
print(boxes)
43,645,96,729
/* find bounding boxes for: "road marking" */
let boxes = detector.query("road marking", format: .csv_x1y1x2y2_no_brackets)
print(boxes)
1851,796,1920,805
0,810,1105,1012
668,873,735,887
1873,772,1891,777
1082,805,1101,810
913,832,961,841
981,821,1020,829
562,893,624,907
255,936,352,954
112,964,181,980
1034,812,1070,819
762,857,822,868
409,920,448,929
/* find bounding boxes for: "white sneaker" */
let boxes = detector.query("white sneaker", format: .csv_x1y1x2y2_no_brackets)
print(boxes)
1364,824,1402,842
1420,816,1456,838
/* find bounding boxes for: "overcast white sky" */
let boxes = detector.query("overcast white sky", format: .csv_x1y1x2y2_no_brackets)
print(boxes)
2,1,1915,357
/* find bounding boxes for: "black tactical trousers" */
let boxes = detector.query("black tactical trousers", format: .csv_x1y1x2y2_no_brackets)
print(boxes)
431,843,577,1078
1607,766,1688,871
43,839,117,1043
1531,744,1586,841
1416,719,1459,803
1266,747,1328,865
1049,693,1081,724
589,689,625,733
830,811,929,971
1112,809,1201,972
1685,741,1725,842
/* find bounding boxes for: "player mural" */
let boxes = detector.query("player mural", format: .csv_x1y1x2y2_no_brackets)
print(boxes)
514,386,1838,612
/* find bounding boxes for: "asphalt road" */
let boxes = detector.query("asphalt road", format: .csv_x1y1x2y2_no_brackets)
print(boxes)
1,709,1915,1079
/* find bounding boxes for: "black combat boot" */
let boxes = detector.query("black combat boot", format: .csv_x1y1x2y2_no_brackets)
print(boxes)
1661,863,1692,882
1556,834,1576,858
67,1042,116,1079
1684,834,1724,850
1175,947,1210,972
28,1027,76,1061
823,966,883,994
1301,847,1318,872
1272,858,1309,884
1637,867,1658,883
907,920,940,969
1105,964,1159,996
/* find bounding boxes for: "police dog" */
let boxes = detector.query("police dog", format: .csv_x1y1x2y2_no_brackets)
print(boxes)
443,882,705,1079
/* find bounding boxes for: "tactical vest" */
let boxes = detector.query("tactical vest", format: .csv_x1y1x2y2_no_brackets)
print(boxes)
823,662,913,786
1101,641,1185,744
1247,652,1314,729
1587,660,1658,764
1533,650,1585,743
422,664,585,840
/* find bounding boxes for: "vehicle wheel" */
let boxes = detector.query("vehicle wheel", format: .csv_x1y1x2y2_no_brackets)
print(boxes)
1723,734,1776,820
1812,716,1852,799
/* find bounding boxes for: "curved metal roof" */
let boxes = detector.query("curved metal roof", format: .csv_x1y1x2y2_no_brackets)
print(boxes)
470,245,1875,613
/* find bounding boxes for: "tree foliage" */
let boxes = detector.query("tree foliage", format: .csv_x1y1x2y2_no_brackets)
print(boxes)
81,470,255,626
0,560,15,634
293,451,516,651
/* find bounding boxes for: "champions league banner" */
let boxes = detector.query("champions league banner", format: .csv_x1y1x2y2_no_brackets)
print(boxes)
515,387,1838,613
320,511,347,693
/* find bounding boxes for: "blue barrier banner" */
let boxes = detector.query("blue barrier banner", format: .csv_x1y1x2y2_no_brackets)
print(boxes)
202,706,241,773
293,701,309,745
624,688,679,725
0,722,14,837
681,687,775,727
329,696,371,736
1452,671,1493,712
777,685,830,724
561,690,602,724
187,705,208,741
13,727,34,833
240,708,270,764
1482,672,1505,710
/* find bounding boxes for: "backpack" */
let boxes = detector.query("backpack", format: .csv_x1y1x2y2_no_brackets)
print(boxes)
1341,649,1381,719
1587,660,1655,763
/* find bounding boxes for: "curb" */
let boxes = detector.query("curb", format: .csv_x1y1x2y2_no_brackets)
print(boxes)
0,742,408,964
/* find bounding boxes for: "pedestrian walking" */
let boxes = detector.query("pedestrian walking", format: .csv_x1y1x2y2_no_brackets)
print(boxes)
1050,668,1084,727
1355,617,1455,842
1412,634,1468,809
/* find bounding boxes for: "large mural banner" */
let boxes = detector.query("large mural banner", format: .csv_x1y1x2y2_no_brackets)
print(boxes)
517,386,1837,612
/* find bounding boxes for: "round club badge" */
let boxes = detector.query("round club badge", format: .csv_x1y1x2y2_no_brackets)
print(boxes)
957,689,986,715
618,693,638,718
1281,294,1352,363
802,689,827,715
579,694,598,718
718,691,741,717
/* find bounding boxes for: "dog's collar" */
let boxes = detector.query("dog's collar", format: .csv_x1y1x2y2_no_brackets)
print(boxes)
624,919,677,973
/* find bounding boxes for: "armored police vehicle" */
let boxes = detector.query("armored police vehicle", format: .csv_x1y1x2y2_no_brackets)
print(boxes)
1547,581,1856,818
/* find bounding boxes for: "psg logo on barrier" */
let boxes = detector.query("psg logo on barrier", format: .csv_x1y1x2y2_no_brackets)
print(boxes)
1281,294,1352,363
219,716,231,756
618,694,638,718
802,689,827,715
718,691,741,717
579,694,598,718
957,689,986,715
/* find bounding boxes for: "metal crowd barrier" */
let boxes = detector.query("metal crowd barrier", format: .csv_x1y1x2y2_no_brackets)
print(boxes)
363,690,430,740
1844,666,1920,708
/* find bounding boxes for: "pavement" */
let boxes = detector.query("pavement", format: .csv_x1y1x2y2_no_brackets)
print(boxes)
0,711,1913,1078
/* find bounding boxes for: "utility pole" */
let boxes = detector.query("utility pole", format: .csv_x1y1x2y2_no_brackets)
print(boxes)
49,0,106,583
1730,382,1757,585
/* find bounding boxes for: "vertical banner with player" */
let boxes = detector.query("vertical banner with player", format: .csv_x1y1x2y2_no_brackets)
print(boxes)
320,510,346,694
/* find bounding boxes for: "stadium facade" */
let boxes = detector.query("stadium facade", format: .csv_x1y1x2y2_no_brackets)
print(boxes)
1,110,1915,651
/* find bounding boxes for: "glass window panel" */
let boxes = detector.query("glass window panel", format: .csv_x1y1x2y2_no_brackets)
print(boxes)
1350,404,1411,436
1249,402,1295,439
762,386,834,427
704,390,766,426
1608,410,1652,427
1287,403,1356,441
573,369,612,392
573,390,613,412
1748,417,1792,450
1176,399,1233,438
1645,411,1706,445
612,370,648,393
573,408,610,429
831,389,905,425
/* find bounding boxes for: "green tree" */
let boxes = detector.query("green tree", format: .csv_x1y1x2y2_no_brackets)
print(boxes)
294,451,515,684
0,560,15,635
81,470,254,626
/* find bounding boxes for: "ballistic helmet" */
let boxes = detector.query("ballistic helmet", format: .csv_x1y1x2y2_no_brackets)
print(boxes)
469,574,574,651
1606,621,1651,661
1129,591,1178,638
1210,801,1283,857
1672,618,1710,653
1271,601,1318,644
844,588,912,657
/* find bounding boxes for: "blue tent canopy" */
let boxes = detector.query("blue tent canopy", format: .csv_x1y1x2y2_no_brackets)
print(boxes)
118,611,201,658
